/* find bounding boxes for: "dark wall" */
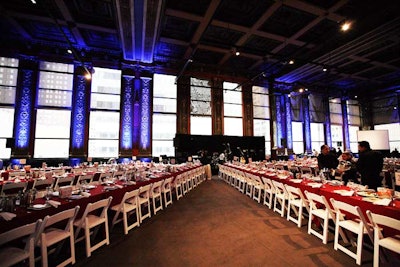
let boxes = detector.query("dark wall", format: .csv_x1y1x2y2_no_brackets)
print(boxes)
174,134,265,161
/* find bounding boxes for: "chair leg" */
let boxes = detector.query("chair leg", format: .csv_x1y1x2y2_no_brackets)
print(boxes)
85,225,91,257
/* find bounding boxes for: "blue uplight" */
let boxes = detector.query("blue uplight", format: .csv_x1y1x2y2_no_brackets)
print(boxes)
15,69,34,149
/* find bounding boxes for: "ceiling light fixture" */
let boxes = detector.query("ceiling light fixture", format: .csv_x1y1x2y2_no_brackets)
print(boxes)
31,0,37,4
323,67,328,72
289,60,294,65
232,47,240,56
341,21,351,32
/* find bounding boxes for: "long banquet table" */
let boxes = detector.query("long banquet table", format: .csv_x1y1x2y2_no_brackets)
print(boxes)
0,165,201,234
226,163,400,222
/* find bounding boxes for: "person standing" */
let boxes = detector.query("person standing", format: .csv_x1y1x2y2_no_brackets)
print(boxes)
356,141,384,190
317,144,339,169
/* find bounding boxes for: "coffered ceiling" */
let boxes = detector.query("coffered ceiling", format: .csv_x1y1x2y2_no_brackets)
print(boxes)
1,0,399,97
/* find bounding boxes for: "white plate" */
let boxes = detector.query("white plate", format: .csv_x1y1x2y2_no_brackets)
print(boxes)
32,204,47,209
357,191,376,197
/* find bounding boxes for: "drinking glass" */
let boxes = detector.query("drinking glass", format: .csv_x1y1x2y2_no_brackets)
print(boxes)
45,186,53,203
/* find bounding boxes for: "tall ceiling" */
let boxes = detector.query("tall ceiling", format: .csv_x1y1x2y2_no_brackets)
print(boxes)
1,0,399,97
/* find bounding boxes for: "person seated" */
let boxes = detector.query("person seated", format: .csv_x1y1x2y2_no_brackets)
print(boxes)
334,151,358,184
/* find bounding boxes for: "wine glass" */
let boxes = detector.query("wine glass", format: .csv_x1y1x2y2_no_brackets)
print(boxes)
45,186,53,204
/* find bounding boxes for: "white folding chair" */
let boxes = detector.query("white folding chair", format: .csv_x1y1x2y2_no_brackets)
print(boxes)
272,180,288,217
74,197,112,257
150,180,164,215
251,174,263,203
261,177,275,209
367,211,400,267
98,172,113,183
32,178,54,191
0,220,41,267
330,199,368,265
301,166,313,175
112,170,125,179
1,181,28,196
285,185,309,228
76,174,94,185
173,174,183,201
305,191,336,244
138,184,152,223
54,175,74,190
110,189,140,235
38,206,80,267
161,177,173,208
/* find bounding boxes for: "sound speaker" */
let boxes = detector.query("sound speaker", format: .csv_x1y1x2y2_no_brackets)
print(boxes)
280,138,287,147
6,138,15,148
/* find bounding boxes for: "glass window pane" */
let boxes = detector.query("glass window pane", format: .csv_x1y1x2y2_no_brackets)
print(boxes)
0,138,11,158
39,72,73,90
89,111,120,139
0,67,18,86
35,109,71,138
330,114,342,124
224,103,242,117
254,119,270,141
253,106,270,119
190,79,211,101
88,139,119,158
0,86,16,104
39,61,73,73
0,57,19,68
253,93,269,106
91,67,121,94
152,140,175,157
223,90,242,104
310,123,324,142
223,82,239,91
153,97,176,113
293,142,304,154
0,107,14,137
152,114,176,139
37,89,72,107
34,139,70,158
292,122,304,142
91,93,120,110
154,74,176,98
191,100,211,115
331,124,343,147
191,116,212,135
224,117,242,136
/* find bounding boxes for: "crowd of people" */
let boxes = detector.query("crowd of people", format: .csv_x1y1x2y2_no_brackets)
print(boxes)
317,141,386,190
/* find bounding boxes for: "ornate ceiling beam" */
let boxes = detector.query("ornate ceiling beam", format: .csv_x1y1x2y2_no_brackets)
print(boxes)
116,0,163,63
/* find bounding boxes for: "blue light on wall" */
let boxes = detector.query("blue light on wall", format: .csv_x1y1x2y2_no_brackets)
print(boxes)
69,157,82,167
121,76,134,149
133,78,141,147
285,95,292,149
15,70,33,149
71,76,87,149
276,94,283,147
303,96,312,153
140,77,151,149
